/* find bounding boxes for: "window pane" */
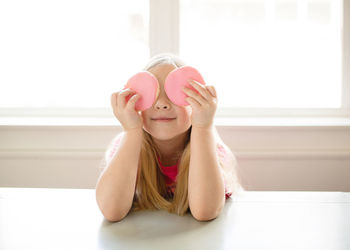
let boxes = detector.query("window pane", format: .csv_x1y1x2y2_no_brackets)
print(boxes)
180,0,342,108
0,0,149,108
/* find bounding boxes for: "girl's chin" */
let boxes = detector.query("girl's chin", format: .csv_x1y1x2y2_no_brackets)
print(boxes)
142,122,191,136
143,126,172,135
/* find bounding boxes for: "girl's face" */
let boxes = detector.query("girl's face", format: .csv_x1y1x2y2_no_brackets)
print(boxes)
141,63,192,140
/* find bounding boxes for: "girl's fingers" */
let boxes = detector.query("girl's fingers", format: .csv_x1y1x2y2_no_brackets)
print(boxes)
126,93,140,110
186,96,201,109
188,80,211,101
117,89,136,108
111,92,119,108
182,86,206,106
207,86,216,97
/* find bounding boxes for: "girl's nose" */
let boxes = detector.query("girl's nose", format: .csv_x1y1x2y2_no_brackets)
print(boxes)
155,98,171,110
154,92,172,110
156,103,170,110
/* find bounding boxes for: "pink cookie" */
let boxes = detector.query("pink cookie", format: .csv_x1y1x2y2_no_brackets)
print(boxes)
164,66,206,106
123,71,160,111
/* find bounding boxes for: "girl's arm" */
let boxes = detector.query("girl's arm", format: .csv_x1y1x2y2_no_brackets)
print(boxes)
188,125,226,221
95,129,143,222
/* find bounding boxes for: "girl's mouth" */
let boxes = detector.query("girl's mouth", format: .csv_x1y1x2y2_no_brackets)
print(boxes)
152,118,176,122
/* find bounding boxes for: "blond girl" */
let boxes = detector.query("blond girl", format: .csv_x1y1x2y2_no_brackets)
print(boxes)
96,53,244,222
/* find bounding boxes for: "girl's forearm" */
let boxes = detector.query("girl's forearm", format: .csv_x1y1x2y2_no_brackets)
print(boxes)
188,125,225,220
95,129,143,222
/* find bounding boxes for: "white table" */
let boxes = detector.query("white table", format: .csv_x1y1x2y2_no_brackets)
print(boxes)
0,188,349,250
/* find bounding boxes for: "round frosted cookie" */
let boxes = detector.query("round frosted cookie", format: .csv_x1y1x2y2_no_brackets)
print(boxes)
164,66,206,106
123,71,160,111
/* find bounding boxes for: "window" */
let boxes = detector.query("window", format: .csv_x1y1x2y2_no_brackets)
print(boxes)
0,0,349,117
0,0,149,109
180,0,342,108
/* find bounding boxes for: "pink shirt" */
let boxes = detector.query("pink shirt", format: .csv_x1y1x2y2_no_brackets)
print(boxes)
106,133,233,200
157,147,232,200
157,155,178,197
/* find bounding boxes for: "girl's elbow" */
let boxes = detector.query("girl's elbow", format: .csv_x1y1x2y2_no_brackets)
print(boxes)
96,199,129,222
192,198,225,221
102,208,129,222
104,213,127,223
192,210,220,221
191,205,223,221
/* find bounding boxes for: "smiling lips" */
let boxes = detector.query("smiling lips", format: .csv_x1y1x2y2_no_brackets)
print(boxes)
151,117,176,121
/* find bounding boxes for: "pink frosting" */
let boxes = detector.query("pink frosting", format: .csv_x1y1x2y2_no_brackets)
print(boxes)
123,71,159,111
122,66,207,110
164,66,206,106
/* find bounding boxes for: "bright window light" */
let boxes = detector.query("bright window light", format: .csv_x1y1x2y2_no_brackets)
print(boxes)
180,0,342,108
0,0,149,108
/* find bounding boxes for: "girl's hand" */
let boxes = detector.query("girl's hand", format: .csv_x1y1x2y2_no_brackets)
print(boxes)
110,89,143,132
182,80,218,129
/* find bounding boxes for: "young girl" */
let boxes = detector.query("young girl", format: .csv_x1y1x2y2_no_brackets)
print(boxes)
96,53,244,222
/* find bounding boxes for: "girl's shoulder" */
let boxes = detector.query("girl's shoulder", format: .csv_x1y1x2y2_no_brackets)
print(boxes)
213,127,236,163
216,141,237,173
213,127,238,199
112,131,124,145
110,131,124,150
105,131,125,164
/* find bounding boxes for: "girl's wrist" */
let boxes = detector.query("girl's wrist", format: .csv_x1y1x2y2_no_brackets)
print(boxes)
191,123,214,131
124,127,143,135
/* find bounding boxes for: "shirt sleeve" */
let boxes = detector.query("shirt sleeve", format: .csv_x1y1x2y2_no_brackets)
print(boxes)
216,143,234,200
105,132,124,165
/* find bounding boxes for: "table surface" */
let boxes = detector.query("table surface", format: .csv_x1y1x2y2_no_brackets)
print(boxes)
0,188,349,250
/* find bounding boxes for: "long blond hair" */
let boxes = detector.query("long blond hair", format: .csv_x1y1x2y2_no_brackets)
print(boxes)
132,126,192,215
101,52,244,216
